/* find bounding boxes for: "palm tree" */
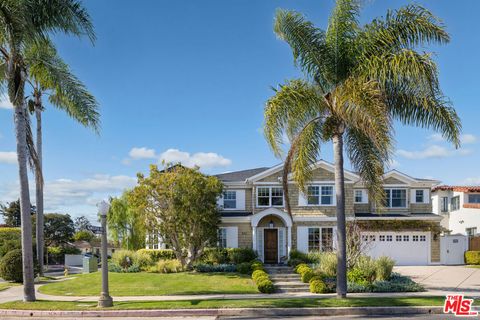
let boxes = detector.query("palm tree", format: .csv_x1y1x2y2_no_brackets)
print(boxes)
25,39,99,275
0,0,94,301
265,0,461,298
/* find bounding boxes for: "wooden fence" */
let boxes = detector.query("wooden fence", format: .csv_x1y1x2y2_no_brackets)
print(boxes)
469,236,480,251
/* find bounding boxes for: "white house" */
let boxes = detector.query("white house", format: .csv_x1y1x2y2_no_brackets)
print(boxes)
432,186,480,235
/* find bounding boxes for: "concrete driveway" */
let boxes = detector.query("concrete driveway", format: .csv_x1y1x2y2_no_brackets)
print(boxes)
395,265,480,295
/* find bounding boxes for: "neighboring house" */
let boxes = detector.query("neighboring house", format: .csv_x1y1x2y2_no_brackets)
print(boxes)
432,186,480,235
71,240,117,257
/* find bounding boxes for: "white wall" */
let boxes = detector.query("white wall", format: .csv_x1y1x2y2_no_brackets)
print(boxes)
434,190,480,235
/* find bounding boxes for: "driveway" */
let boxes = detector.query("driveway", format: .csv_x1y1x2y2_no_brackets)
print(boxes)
395,265,480,295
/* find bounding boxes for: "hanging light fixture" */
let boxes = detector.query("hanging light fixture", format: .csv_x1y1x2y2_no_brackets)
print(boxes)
269,220,274,228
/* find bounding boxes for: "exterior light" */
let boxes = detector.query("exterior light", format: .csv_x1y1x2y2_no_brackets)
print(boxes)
269,220,274,228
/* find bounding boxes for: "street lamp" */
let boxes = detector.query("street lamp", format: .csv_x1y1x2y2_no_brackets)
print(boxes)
97,200,113,308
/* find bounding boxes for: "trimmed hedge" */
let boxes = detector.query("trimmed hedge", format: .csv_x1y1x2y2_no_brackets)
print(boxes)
301,269,315,283
136,249,176,262
194,263,236,273
0,228,21,258
201,248,257,265
237,262,252,274
309,278,328,293
0,249,23,282
465,251,480,265
251,262,274,293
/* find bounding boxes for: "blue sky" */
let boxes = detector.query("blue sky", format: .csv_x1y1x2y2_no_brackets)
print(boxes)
0,0,479,223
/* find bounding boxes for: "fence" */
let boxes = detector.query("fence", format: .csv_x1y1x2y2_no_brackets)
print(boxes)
469,236,480,251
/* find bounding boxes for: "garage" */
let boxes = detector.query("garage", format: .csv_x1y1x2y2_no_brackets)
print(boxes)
361,231,431,265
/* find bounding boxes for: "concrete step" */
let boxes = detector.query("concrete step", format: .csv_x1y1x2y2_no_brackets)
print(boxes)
270,275,300,281
273,281,308,287
276,287,311,293
264,269,294,274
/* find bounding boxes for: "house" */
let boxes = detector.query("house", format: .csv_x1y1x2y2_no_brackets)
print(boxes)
432,185,480,235
214,160,442,266
71,239,117,257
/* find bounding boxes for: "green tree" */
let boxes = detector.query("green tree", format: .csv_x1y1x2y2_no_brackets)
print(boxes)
129,165,223,269
44,213,75,247
73,230,94,242
74,215,93,232
265,0,461,297
0,200,36,227
0,0,95,301
108,191,146,250
25,39,99,275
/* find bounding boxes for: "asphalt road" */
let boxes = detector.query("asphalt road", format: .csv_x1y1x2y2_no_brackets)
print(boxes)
222,315,459,320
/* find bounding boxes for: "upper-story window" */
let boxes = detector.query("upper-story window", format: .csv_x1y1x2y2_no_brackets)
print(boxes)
257,187,283,207
384,189,406,208
441,197,449,212
223,191,236,209
415,190,424,203
354,189,368,204
451,196,460,211
468,194,480,204
307,185,334,205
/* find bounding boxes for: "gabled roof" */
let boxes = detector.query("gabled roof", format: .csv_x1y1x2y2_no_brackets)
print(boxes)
382,170,440,185
215,167,269,182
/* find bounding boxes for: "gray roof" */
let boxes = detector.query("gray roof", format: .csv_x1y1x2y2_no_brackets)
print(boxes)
215,167,269,182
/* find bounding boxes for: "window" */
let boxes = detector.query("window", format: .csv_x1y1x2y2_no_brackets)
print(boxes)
386,235,392,242
466,227,477,236
379,235,385,241
369,235,376,242
451,196,460,211
415,190,424,203
218,228,227,248
223,191,236,209
441,197,449,212
257,187,283,207
307,186,334,205
420,235,426,242
308,227,333,252
271,187,284,206
257,187,271,207
413,235,419,242
396,235,402,241
362,235,368,241
354,190,364,203
384,189,407,208
403,235,409,242
468,194,480,204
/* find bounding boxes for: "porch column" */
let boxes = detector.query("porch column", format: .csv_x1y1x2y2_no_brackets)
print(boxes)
252,227,257,253
287,226,292,258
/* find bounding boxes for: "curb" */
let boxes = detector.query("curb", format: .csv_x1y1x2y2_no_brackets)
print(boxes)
0,306,444,317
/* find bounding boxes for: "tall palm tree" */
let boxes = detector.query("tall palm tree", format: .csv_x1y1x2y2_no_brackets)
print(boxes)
25,39,99,275
265,0,461,298
0,0,94,301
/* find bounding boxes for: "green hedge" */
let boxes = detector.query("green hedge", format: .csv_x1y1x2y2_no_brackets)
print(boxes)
136,249,176,262
465,251,480,265
310,277,328,293
251,262,274,293
0,228,21,258
201,248,257,265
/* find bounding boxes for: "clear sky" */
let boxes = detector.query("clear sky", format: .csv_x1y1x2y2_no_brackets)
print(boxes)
0,0,479,223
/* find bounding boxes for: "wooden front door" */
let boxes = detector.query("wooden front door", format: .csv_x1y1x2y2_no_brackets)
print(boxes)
264,229,278,264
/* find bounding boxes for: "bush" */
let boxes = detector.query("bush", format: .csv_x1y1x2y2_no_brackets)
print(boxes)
252,269,269,282
251,261,264,271
301,269,315,283
287,258,303,267
317,252,337,277
309,278,328,293
371,273,424,292
108,262,123,273
134,250,153,270
256,278,275,293
237,262,252,274
112,250,136,271
0,228,21,258
227,248,257,264
347,268,370,286
0,249,23,282
151,259,183,273
465,251,480,265
136,249,176,262
294,263,310,274
375,256,395,281
201,248,228,265
194,263,236,273
356,256,377,283
289,249,310,263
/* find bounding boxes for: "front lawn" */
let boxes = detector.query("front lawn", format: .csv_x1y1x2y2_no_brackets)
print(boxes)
0,297,450,310
0,282,19,292
39,272,258,296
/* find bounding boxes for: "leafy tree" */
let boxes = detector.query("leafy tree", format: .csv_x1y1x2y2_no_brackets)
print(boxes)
44,213,75,247
0,200,35,227
265,0,460,297
129,165,223,269
108,191,146,250
73,230,95,242
74,215,93,232
0,0,95,301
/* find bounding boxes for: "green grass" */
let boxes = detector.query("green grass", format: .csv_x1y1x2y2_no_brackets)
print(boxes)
0,297,450,310
0,282,20,292
39,272,258,296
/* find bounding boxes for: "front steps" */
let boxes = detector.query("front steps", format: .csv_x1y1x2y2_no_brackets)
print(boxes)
264,265,310,293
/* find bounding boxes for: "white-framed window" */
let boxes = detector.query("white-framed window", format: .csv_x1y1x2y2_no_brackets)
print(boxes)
451,196,460,211
384,189,407,208
256,187,283,207
306,185,334,205
415,190,424,203
468,194,480,204
307,227,333,252
218,228,227,248
354,189,368,204
441,197,449,212
223,191,236,209
466,227,477,236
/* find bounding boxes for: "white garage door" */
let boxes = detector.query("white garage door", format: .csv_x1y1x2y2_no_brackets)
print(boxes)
361,232,430,266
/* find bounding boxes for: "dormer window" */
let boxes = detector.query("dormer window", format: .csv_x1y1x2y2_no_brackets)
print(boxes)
384,189,406,208
223,191,236,209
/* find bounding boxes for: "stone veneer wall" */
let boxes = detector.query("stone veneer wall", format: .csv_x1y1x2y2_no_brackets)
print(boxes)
431,232,440,262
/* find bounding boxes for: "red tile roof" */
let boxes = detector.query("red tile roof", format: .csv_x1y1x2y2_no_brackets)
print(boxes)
432,185,480,192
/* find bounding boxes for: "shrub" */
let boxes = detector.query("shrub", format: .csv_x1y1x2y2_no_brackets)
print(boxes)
201,248,228,265
317,252,337,277
301,269,315,283
347,281,370,293
289,249,310,263
108,262,123,273
227,248,257,264
306,252,323,264
309,278,328,293
372,273,424,292
194,263,236,273
256,278,275,293
287,258,303,267
0,228,21,258
375,256,395,281
294,263,310,274
347,268,370,286
134,250,153,270
251,261,264,271
355,256,377,283
0,249,23,282
152,259,184,273
252,269,269,282
112,250,136,271
465,251,480,265
237,262,252,274
136,249,176,262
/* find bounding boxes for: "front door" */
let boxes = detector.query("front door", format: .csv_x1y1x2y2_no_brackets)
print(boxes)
264,229,278,264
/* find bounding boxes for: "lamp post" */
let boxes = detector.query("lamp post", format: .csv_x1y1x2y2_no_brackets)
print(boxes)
97,200,113,308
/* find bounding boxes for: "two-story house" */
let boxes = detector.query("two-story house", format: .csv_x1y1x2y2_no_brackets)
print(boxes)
215,160,442,266
432,186,480,235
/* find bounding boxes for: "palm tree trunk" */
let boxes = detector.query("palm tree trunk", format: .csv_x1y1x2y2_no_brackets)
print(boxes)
14,102,36,302
35,102,44,276
333,131,347,298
